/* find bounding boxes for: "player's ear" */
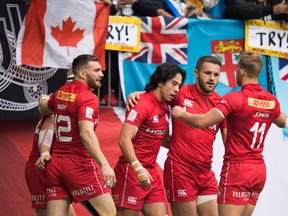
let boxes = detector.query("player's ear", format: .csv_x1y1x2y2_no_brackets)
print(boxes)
158,81,164,87
194,69,199,78
78,69,86,79
239,68,245,76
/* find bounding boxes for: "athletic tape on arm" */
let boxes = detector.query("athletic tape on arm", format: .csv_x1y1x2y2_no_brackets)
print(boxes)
38,128,54,149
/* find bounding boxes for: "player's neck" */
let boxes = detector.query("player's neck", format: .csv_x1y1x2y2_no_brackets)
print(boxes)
153,89,164,102
241,78,258,86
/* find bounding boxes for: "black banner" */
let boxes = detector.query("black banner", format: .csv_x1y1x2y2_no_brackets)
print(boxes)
0,0,66,120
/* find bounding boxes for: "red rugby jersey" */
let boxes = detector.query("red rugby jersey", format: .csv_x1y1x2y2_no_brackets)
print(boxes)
168,84,226,171
119,91,170,167
48,80,99,159
216,84,281,162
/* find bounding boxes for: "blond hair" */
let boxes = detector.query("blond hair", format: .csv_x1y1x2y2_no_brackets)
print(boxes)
238,52,263,78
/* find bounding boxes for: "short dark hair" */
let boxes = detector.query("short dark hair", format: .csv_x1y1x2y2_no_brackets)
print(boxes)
72,54,99,75
144,63,186,92
195,56,222,71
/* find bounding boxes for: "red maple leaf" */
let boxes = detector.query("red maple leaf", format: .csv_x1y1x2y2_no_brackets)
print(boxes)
51,17,85,56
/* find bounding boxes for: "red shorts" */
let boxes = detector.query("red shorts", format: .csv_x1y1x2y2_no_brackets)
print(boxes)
45,156,109,202
25,160,47,208
164,158,218,202
112,160,166,210
218,161,266,206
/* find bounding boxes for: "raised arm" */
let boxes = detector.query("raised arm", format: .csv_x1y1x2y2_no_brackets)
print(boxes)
38,94,53,116
171,106,225,129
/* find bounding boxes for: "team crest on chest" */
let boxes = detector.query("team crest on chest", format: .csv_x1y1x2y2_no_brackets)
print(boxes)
183,99,193,108
152,115,159,123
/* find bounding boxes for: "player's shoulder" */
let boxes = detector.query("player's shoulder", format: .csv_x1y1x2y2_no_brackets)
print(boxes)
262,89,275,98
175,84,193,99
179,84,191,92
135,92,151,108
221,91,243,103
211,90,221,98
210,90,226,101
76,90,98,105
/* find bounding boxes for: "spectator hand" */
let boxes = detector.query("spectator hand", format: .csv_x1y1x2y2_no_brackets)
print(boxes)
101,0,112,5
116,1,126,10
273,1,288,15
119,0,137,5
171,106,186,118
185,5,203,17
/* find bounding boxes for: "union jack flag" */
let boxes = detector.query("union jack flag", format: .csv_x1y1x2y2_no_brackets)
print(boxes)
279,58,288,81
125,16,188,65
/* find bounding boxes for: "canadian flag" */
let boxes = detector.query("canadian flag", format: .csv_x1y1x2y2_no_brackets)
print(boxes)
16,0,110,69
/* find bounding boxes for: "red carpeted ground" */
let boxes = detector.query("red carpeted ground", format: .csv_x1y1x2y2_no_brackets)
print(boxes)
0,107,171,216
0,107,122,216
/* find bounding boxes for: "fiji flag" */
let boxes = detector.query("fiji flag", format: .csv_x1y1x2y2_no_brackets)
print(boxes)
270,57,288,137
119,17,268,100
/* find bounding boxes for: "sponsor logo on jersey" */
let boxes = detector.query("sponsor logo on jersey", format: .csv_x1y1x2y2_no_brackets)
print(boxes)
127,196,137,205
31,194,45,202
248,98,275,109
253,112,270,118
47,187,56,197
146,128,165,135
177,189,187,197
251,192,259,199
152,115,159,123
57,90,76,102
232,190,259,200
85,107,94,119
57,104,67,110
183,99,193,108
220,99,226,104
127,109,138,122
71,185,96,197
209,124,217,130
232,191,251,201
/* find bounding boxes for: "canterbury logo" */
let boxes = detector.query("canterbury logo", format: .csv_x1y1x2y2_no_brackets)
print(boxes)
127,196,137,205
248,97,275,109
183,99,193,107
177,189,187,197
57,90,76,102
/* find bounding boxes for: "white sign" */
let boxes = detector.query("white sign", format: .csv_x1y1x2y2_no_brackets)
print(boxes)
105,16,141,52
245,20,288,59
